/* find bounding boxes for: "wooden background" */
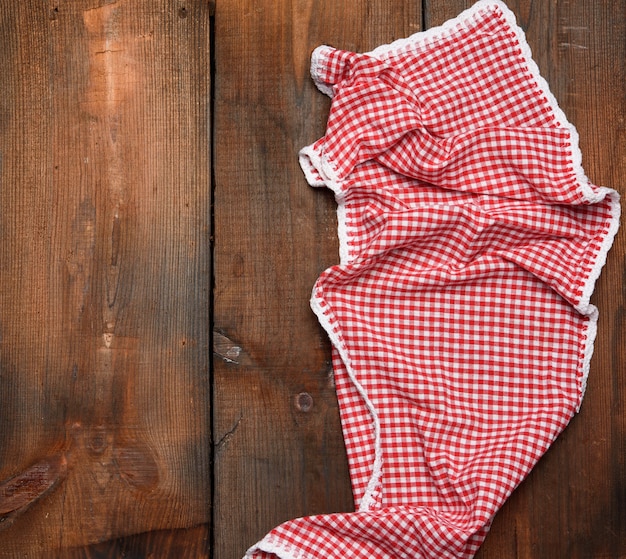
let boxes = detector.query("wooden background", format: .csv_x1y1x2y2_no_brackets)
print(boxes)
0,1,623,558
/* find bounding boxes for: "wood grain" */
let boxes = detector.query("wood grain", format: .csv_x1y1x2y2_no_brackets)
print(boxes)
0,1,211,556
60,525,210,559
211,1,421,558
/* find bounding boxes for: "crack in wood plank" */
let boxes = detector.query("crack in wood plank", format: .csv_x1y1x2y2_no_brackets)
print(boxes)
214,415,243,454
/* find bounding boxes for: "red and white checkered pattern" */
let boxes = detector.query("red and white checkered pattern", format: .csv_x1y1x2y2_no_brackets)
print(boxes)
246,1,620,558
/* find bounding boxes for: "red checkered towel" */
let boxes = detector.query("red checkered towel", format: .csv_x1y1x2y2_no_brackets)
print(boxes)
245,1,620,558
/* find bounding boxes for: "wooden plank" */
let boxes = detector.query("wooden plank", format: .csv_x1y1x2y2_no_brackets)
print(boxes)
61,525,210,559
0,1,211,556
212,1,421,558
424,1,626,558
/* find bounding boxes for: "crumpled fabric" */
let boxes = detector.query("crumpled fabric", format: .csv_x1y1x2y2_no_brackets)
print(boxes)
245,1,620,558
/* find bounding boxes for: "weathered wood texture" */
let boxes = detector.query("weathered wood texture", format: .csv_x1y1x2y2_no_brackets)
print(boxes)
0,0,624,558
212,2,421,557
0,1,211,557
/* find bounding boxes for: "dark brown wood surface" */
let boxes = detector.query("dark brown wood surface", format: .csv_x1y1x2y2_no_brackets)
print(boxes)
0,1,624,558
212,2,421,557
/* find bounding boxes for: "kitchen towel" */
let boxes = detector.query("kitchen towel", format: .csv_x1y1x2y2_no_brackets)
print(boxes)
246,1,620,557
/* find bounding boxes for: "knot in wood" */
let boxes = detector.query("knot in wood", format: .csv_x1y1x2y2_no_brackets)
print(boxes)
295,392,313,413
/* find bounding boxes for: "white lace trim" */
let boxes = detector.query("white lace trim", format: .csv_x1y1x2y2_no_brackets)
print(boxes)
299,145,384,508
310,292,383,511
310,46,336,97
577,189,621,314
299,145,351,264
245,536,305,559
576,190,621,409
